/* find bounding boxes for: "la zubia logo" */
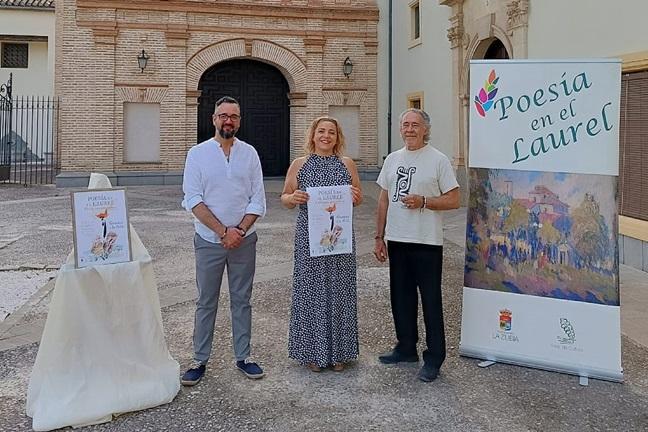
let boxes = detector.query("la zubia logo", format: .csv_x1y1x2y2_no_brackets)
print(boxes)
474,69,499,117
499,309,512,331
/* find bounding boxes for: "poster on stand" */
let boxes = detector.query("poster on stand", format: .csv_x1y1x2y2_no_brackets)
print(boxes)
71,188,132,268
306,185,353,257
461,59,622,382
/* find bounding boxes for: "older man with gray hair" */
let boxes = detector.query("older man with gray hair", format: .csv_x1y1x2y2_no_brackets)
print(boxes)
374,108,460,382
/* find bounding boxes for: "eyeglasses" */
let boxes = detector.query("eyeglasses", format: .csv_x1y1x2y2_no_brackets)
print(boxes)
216,113,241,122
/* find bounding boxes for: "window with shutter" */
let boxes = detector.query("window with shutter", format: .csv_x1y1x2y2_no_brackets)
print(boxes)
1,43,29,69
619,71,648,221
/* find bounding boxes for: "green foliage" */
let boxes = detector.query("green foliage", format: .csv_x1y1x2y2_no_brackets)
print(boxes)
539,222,560,244
571,194,611,264
502,200,528,233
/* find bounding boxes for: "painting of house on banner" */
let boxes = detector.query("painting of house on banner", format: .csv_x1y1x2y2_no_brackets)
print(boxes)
464,168,619,306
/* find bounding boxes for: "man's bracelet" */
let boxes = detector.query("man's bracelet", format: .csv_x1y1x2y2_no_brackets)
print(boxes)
421,195,427,210
236,225,247,236
219,227,228,239
374,235,384,240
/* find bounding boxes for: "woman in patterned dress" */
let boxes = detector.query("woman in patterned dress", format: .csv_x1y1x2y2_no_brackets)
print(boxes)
280,116,363,372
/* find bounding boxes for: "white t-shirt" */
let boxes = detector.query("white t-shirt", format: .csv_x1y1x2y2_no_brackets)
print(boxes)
376,144,459,246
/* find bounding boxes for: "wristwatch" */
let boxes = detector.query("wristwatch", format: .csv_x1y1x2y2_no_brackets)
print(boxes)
236,225,247,236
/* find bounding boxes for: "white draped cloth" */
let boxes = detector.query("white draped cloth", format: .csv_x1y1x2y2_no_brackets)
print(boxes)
26,173,180,431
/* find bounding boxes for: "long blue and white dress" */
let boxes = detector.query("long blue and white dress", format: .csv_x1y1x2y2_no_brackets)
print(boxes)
288,154,359,367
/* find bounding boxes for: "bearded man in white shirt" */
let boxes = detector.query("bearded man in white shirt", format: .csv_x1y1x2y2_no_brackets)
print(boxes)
374,108,460,382
181,96,266,385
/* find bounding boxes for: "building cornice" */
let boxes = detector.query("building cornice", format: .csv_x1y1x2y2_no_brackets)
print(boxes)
76,0,379,22
439,0,463,6
0,6,53,11
76,20,377,40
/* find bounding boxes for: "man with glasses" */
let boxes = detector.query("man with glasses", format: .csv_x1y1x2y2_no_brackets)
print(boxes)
181,96,266,385
374,108,460,382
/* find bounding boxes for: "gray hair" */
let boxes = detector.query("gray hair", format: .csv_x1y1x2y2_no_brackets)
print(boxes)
399,108,431,143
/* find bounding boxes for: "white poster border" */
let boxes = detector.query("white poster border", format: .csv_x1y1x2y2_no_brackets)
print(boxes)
306,185,353,258
71,188,133,269
460,287,622,382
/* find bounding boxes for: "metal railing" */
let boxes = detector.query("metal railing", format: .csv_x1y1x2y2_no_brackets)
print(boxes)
0,74,59,185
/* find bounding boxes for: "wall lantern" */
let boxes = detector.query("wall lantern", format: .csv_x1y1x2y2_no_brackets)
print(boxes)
137,49,149,73
343,57,353,78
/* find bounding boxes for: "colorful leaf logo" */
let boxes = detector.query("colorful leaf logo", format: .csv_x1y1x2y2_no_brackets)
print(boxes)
474,69,499,117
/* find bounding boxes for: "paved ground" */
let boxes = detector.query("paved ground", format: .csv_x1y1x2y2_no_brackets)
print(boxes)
1,181,647,431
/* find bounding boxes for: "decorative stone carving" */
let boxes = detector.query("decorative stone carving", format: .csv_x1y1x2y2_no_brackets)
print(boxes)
507,0,529,31
447,13,464,49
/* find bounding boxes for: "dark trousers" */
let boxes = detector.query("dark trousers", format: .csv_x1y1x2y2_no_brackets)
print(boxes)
387,241,446,368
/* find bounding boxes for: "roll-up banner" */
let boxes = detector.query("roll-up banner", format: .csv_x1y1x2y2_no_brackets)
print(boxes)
461,59,622,382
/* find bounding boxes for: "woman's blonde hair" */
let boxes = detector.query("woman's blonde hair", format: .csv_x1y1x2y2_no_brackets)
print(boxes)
303,116,346,156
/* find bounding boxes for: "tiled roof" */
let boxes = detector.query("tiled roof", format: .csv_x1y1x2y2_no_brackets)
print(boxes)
0,0,54,9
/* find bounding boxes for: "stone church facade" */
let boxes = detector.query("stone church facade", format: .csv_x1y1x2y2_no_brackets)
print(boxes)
55,0,379,185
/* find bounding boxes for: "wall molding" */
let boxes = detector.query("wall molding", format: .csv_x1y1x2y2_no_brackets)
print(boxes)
620,215,648,242
618,50,648,73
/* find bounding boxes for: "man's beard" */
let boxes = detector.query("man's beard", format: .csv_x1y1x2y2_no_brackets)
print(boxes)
218,127,237,139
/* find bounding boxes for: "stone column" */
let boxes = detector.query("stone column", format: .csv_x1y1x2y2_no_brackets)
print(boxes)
441,0,468,202
164,17,189,171
302,35,327,158
287,92,308,161
506,0,529,58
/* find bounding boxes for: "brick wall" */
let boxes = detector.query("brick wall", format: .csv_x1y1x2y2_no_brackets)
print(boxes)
56,0,379,175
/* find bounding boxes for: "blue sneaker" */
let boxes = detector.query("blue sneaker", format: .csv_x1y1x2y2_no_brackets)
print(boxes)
236,358,265,379
181,361,206,386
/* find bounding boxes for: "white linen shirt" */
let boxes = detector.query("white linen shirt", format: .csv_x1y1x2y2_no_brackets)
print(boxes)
182,137,266,243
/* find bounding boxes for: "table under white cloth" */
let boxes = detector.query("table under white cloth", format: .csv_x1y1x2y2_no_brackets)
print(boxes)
26,223,180,430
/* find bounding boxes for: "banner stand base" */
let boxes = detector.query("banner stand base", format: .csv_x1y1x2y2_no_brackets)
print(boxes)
460,347,623,383
474,359,596,387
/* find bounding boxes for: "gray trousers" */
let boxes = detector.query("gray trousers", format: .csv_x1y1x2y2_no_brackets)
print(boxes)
193,232,257,363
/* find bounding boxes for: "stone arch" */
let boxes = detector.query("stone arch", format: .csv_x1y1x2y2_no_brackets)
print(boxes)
184,39,310,169
462,30,513,94
490,25,514,58
186,39,308,93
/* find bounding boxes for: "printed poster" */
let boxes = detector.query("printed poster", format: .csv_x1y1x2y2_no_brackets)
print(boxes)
461,59,622,382
306,185,353,257
72,188,132,268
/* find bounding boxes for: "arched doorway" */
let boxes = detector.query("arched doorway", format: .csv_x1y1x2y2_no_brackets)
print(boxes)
483,38,510,60
197,59,290,177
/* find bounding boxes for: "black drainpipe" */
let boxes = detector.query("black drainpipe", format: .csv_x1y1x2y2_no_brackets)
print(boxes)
387,0,393,157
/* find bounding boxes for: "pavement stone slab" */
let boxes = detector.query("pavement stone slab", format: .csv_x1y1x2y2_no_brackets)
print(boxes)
0,183,646,431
